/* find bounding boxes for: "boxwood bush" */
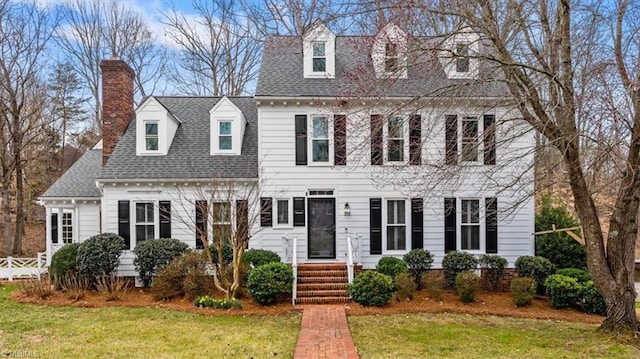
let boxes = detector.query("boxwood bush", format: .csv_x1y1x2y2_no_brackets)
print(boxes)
246,262,293,305
580,281,606,315
544,274,582,308
402,249,434,289
133,238,189,287
50,243,81,289
242,249,281,268
510,277,536,307
479,254,508,292
348,271,394,307
442,251,478,288
515,256,556,294
394,272,417,301
209,241,233,265
455,271,480,303
76,233,125,283
556,268,591,284
376,257,408,280
151,251,210,301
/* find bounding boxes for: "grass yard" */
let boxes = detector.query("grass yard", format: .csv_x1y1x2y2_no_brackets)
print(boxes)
0,285,300,358
349,313,640,358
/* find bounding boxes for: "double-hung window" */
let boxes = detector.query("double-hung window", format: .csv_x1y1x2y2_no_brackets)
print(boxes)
213,202,231,244
219,121,232,150
461,116,479,162
387,116,405,162
62,212,73,243
385,43,399,72
311,116,330,163
275,199,290,227
456,43,470,73
386,199,406,251
145,122,158,151
135,203,155,243
312,42,326,72
461,199,480,250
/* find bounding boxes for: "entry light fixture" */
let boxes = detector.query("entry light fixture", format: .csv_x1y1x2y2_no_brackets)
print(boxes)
344,202,351,216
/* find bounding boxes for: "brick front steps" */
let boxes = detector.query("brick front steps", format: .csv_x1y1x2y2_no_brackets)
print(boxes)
295,263,360,305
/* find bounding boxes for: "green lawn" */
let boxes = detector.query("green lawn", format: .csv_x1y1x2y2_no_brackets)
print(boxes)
0,285,300,358
349,313,640,358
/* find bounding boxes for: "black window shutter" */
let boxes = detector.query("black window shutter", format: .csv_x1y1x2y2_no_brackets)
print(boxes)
483,114,496,165
485,197,498,253
51,213,58,244
236,200,249,247
334,114,347,165
118,200,130,249
260,197,273,227
409,115,422,165
370,115,383,165
444,198,457,253
370,198,382,254
293,197,305,227
295,115,307,165
445,115,458,165
195,200,207,249
411,198,424,249
159,201,171,238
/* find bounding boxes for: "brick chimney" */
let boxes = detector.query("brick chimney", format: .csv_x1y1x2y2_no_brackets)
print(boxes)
100,57,134,166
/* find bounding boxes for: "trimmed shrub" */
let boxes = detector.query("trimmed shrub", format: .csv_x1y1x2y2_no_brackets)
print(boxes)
50,243,81,289
376,257,408,280
403,249,434,289
76,233,125,284
479,254,508,292
394,272,417,301
246,262,293,305
242,249,281,268
133,238,189,287
209,241,233,266
514,256,556,294
580,281,606,315
510,277,536,307
455,271,480,303
442,251,478,288
349,271,394,307
556,268,591,284
421,272,443,301
535,195,586,270
544,274,582,308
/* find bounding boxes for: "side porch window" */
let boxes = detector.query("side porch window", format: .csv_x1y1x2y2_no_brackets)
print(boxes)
62,211,73,244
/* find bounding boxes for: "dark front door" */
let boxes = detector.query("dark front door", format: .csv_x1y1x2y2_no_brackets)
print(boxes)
308,198,336,259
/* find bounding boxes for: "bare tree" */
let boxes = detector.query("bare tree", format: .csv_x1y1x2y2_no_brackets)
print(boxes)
0,0,58,254
161,0,262,96
173,180,261,300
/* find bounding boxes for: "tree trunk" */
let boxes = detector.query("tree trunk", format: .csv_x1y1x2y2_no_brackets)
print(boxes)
2,187,11,255
12,150,23,255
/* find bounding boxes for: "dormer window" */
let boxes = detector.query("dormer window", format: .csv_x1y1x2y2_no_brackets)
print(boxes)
312,42,326,72
456,43,470,73
145,122,159,151
218,121,233,150
385,43,399,72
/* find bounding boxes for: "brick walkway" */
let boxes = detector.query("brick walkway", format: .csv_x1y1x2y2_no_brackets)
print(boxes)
293,305,359,359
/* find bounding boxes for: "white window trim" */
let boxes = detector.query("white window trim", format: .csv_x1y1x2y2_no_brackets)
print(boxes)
459,115,483,164
143,121,160,153
382,198,410,254
212,201,232,243
458,198,484,254
132,201,158,248
383,115,409,165
216,119,235,153
273,198,293,229
61,210,74,244
303,24,335,78
308,114,334,166
312,42,327,73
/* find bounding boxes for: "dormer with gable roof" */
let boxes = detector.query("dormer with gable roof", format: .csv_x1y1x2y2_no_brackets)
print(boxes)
135,96,181,156
210,96,247,155
303,22,336,79
372,23,408,79
440,25,480,80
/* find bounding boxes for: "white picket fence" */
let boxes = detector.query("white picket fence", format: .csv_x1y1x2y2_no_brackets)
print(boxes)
0,252,47,281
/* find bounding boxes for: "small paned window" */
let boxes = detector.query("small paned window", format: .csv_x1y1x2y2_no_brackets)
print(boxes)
145,123,158,151
219,121,232,150
312,42,326,72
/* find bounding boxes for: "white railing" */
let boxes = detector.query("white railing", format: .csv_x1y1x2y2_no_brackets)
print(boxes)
346,233,361,284
0,252,47,281
283,234,298,305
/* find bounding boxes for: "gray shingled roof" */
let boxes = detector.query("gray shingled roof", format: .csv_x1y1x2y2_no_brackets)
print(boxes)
256,36,508,98
99,96,258,180
41,149,102,198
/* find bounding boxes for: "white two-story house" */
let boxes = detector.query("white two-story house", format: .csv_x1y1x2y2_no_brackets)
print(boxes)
40,23,534,297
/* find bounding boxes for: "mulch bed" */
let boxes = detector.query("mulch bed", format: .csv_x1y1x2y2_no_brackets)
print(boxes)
8,285,606,324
